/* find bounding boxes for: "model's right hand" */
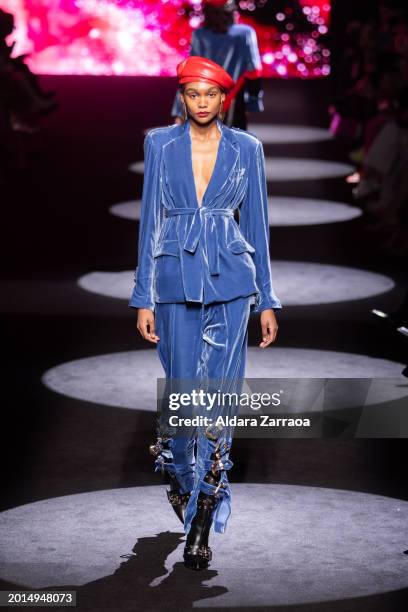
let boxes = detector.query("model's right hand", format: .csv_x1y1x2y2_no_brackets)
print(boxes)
137,308,160,343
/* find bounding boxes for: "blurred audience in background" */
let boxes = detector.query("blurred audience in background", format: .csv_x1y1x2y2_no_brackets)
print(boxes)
329,0,408,257
0,8,58,183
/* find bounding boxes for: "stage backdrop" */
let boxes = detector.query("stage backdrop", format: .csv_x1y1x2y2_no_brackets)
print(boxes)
0,0,330,77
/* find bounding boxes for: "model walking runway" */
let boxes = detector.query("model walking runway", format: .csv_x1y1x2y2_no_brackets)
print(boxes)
129,55,281,569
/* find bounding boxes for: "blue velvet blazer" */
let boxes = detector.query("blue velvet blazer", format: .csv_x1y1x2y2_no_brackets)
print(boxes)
128,117,282,314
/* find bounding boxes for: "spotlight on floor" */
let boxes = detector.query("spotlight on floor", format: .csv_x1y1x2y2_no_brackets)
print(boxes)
370,309,389,320
371,308,407,329
397,326,408,338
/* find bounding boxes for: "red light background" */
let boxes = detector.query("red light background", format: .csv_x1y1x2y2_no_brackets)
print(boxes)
0,1,331,77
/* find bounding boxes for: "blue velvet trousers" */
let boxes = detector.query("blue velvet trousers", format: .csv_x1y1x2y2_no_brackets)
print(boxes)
153,295,253,536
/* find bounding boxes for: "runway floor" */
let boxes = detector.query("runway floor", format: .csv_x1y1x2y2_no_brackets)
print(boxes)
1,75,408,611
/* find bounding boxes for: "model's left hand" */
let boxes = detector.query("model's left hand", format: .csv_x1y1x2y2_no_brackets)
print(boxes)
259,309,278,348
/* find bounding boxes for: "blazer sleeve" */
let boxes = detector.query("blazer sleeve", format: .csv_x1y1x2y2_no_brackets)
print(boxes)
128,133,162,311
239,140,282,313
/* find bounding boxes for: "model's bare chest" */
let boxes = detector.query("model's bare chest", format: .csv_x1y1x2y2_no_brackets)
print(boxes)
191,137,221,208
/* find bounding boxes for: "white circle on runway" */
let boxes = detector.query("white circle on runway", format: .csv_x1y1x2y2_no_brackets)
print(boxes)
41,349,406,411
129,158,355,181
142,124,334,144
128,160,144,174
109,197,361,226
78,270,134,300
109,200,142,220
268,197,361,225
78,263,395,305
247,123,334,143
263,157,355,181
1,484,408,607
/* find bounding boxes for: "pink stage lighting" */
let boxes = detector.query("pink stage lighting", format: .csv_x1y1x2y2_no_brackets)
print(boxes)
0,1,330,77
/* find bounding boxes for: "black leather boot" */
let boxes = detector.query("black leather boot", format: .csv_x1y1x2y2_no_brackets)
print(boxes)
166,472,191,525
149,437,191,525
183,433,233,570
183,469,221,571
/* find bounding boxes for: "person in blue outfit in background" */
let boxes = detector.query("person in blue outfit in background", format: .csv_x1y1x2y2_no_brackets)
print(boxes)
129,56,281,571
171,0,264,130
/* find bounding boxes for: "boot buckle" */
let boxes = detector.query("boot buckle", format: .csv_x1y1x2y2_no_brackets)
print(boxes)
149,441,163,458
211,459,225,475
214,481,226,496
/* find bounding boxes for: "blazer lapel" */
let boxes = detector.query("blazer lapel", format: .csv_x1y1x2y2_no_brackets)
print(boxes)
162,123,191,206
162,118,241,208
203,120,240,206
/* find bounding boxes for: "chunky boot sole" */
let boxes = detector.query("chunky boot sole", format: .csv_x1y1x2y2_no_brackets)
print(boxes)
183,543,212,570
183,468,221,570
183,435,233,570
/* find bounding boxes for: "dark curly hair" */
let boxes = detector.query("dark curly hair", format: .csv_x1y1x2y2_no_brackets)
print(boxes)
203,0,237,34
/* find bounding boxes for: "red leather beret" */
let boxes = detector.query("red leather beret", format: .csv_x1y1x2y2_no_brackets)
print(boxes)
177,55,235,92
